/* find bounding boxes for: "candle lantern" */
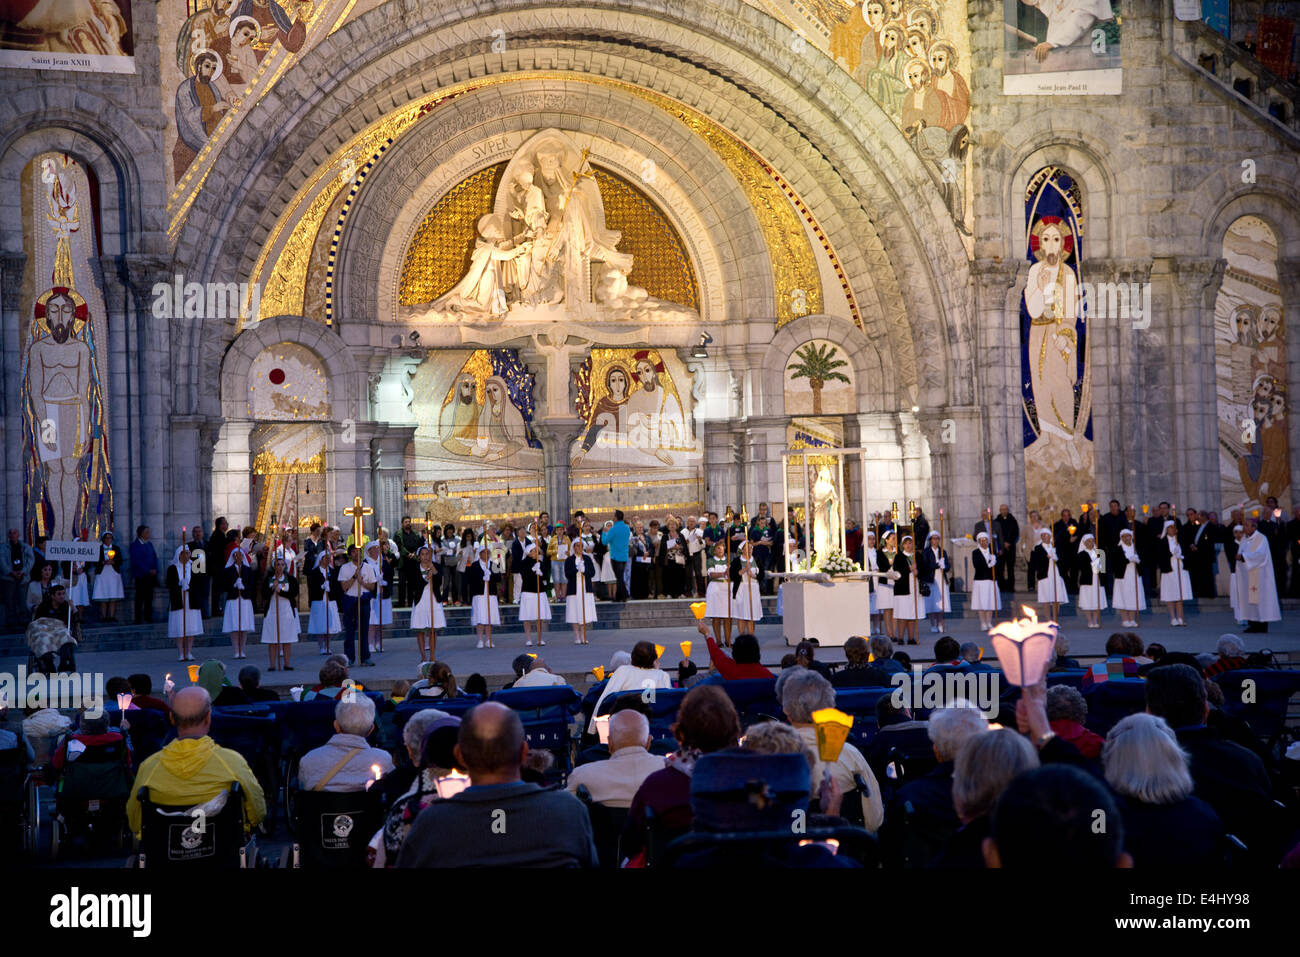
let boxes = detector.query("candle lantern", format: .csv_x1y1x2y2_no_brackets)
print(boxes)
987,606,1059,687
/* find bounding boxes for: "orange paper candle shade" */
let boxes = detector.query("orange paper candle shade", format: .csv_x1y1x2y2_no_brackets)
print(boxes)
680,640,692,659
655,644,666,661
592,666,605,682
527,653,537,659
187,664,200,683
690,601,707,620
811,707,854,763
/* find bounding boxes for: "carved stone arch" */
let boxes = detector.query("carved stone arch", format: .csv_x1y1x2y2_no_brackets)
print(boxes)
174,0,970,418
761,316,893,417
219,315,363,422
1199,184,1300,260
339,85,761,331
0,98,159,254
1003,135,1122,264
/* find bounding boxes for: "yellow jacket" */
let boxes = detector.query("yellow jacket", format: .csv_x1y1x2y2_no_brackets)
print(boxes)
126,735,267,837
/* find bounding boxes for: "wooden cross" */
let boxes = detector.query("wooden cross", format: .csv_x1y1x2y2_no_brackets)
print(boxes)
345,496,373,549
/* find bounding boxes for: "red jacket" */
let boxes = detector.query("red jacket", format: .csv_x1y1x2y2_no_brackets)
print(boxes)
706,636,774,680
1049,719,1104,759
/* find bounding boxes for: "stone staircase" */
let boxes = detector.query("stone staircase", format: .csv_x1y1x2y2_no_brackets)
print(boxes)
0,597,780,657
1171,17,1300,142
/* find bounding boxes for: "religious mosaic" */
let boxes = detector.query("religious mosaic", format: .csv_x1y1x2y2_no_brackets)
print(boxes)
571,347,699,471
247,341,331,420
767,0,974,239
410,348,540,470
1020,166,1095,516
785,340,856,415
1215,216,1290,513
19,153,114,541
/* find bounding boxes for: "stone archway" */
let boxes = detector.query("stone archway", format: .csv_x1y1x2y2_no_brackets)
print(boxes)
174,0,972,421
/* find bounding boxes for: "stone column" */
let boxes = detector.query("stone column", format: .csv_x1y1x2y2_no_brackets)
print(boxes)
1279,257,1300,504
211,418,254,525
329,420,381,538
1168,256,1227,506
0,252,27,526
533,417,585,521
121,255,175,536
370,426,415,530
971,258,1028,518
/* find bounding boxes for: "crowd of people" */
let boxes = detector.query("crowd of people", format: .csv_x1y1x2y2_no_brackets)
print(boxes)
7,497,1296,675
10,614,1298,869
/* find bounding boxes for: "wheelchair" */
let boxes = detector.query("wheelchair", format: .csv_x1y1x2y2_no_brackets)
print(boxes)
132,781,255,868
49,735,134,859
286,784,385,869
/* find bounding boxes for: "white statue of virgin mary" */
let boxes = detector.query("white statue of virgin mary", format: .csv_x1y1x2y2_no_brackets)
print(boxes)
810,466,841,559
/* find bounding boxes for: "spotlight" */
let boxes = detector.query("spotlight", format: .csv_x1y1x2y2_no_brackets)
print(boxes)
691,332,712,359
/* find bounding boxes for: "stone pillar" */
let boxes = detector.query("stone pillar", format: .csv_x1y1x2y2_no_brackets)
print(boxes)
212,418,254,525
369,425,414,531
532,417,585,522
971,258,1027,520
121,255,175,537
329,420,381,537
920,406,985,530
1279,257,1300,505
0,252,27,527
1168,257,1227,506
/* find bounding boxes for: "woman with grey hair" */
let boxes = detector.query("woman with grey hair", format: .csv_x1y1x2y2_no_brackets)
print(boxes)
1204,634,1248,677
1102,713,1224,866
935,728,1039,867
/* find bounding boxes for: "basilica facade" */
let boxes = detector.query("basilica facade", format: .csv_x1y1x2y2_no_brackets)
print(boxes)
0,0,1296,545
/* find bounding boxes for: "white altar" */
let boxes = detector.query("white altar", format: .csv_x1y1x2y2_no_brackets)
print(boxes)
781,579,872,647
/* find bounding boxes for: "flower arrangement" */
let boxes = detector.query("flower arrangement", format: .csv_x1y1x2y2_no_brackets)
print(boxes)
816,550,861,575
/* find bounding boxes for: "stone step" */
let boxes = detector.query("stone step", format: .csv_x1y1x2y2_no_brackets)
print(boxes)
0,597,779,656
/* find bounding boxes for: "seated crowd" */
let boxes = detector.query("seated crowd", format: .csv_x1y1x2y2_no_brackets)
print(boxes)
6,624,1298,869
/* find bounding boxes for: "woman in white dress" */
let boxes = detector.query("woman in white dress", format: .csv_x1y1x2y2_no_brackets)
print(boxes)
877,530,898,640
260,555,300,671
166,546,204,662
565,536,597,644
703,541,733,647
970,531,1001,629
306,549,342,657
730,540,763,635
863,530,882,635
222,546,257,659
1112,528,1146,627
1227,525,1247,624
91,531,123,621
409,545,447,663
1030,528,1069,622
1157,520,1191,627
891,535,924,645
921,531,952,633
1075,533,1107,628
466,546,500,648
366,540,396,652
517,540,551,647
67,560,90,612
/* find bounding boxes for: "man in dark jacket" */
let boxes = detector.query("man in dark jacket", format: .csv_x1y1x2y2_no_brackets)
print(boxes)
397,703,598,867
991,505,1019,593
206,517,230,617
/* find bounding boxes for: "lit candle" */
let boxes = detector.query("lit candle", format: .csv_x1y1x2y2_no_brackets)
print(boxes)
364,763,382,790
116,693,133,711
987,606,1059,687
680,640,692,659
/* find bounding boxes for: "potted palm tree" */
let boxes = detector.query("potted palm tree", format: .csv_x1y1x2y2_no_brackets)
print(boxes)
787,342,850,415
